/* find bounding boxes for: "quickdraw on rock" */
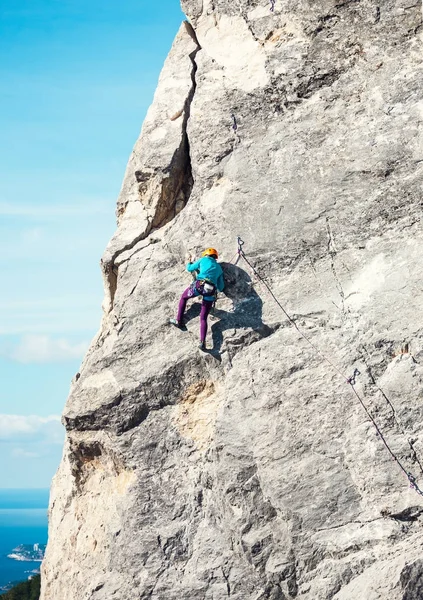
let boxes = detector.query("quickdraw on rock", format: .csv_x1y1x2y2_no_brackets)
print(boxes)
347,368,360,386
408,473,423,496
231,113,238,133
234,236,423,497
270,0,276,12
236,236,245,262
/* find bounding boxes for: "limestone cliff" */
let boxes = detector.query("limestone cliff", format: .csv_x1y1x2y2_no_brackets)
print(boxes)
41,1,423,599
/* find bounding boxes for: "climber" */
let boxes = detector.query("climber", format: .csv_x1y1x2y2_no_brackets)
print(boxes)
169,248,225,351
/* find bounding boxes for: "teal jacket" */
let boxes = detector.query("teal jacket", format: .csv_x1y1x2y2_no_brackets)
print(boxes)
187,256,225,292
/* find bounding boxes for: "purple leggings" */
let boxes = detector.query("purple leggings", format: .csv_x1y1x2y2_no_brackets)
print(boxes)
177,286,213,342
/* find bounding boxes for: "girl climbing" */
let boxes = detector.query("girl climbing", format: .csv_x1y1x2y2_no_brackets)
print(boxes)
170,248,225,350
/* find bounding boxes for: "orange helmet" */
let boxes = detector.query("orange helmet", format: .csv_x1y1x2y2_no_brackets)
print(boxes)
202,247,219,259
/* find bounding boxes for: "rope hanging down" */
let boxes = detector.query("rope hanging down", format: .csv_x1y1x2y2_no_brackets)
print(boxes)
234,236,423,496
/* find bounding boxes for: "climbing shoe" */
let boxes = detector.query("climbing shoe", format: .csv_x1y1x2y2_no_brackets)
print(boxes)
198,341,206,351
169,318,183,328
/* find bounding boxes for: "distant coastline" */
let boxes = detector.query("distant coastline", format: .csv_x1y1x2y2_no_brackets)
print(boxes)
0,489,48,592
7,554,41,563
7,543,46,563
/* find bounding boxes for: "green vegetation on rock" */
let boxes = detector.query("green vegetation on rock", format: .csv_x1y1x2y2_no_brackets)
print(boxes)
1,576,40,600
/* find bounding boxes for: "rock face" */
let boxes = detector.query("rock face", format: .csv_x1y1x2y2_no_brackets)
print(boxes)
41,1,423,599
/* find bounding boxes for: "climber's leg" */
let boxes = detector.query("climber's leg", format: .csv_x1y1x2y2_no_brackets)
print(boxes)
199,299,213,347
173,286,195,325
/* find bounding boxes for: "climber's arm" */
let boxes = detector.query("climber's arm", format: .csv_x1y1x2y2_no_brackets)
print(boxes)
186,258,202,273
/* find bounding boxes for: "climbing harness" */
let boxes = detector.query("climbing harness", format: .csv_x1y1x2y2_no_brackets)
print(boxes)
270,0,276,12
234,236,423,496
199,279,216,296
190,279,217,297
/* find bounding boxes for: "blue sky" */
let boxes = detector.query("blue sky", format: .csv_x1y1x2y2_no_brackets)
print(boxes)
0,0,184,488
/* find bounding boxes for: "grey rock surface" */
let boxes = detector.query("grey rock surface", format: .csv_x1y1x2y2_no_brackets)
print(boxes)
42,1,423,599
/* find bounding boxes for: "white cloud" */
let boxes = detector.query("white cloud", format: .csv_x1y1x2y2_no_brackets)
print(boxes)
0,320,98,336
0,201,110,218
0,296,99,311
11,447,42,459
0,415,63,443
0,295,102,335
1,335,89,363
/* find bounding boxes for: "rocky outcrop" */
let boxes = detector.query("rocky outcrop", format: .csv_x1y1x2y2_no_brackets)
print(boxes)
42,1,423,599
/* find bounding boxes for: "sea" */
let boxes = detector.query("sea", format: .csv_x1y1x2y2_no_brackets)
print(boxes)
0,489,49,593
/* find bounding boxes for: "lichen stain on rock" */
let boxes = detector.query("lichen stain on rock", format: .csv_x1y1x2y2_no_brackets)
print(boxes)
41,439,135,600
71,438,136,496
173,380,222,451
80,460,136,497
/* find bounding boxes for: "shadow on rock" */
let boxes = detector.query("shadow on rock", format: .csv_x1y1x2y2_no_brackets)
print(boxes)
209,262,275,355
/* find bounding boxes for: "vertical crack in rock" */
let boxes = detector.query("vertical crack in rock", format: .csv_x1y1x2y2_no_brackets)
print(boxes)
149,21,200,231
101,23,201,313
221,566,231,597
326,217,346,315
